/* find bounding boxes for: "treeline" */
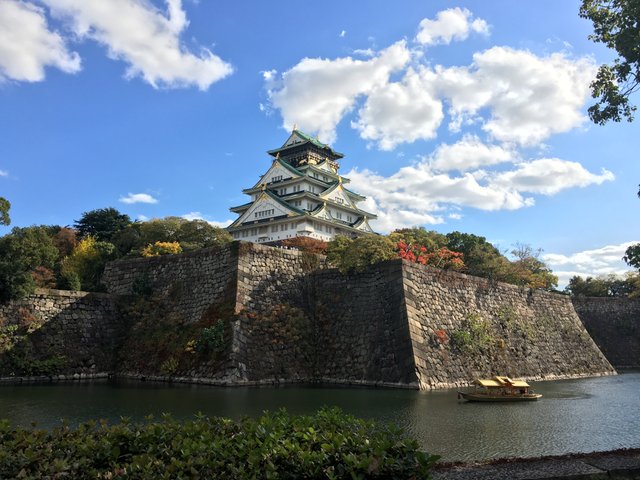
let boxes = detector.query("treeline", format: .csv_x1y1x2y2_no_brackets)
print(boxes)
564,273,640,298
3,199,638,301
285,228,559,291
0,207,231,302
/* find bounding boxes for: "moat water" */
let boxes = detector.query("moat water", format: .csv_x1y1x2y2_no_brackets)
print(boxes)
1,371,639,462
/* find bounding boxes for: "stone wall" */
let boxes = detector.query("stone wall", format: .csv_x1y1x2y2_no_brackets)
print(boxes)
102,244,238,325
0,288,122,379
233,247,416,386
402,262,615,389
0,242,620,388
572,297,640,368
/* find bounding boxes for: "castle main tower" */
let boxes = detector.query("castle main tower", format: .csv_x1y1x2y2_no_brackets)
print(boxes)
227,128,376,243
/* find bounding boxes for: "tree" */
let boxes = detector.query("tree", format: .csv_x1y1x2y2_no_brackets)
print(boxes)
445,231,510,279
176,220,232,251
280,236,328,255
389,228,447,251
507,243,558,290
580,0,640,124
565,273,638,296
0,226,59,301
623,242,640,269
60,237,117,291
141,241,183,257
0,197,10,226
326,235,396,272
396,240,465,270
74,207,131,242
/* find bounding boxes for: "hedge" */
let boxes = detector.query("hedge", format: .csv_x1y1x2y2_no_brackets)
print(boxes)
0,407,438,479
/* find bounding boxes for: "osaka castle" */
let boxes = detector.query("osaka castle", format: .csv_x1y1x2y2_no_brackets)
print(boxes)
227,128,377,243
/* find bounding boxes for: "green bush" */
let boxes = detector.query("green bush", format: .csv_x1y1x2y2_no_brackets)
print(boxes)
0,408,438,479
195,319,226,354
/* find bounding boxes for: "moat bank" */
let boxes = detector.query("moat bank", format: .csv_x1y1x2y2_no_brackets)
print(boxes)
1,372,639,462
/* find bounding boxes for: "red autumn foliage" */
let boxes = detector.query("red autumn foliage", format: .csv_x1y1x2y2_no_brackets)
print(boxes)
434,329,449,344
31,266,56,288
396,241,465,270
281,236,328,255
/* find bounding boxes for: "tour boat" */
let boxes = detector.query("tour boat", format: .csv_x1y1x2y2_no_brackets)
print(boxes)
457,376,542,402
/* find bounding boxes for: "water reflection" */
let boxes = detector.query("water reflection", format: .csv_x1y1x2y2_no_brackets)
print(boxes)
1,372,639,461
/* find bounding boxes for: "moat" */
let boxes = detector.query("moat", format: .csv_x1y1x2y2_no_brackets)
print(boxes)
1,371,639,462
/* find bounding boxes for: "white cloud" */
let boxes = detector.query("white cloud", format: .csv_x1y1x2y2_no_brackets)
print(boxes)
430,135,515,172
0,0,80,82
416,7,489,46
0,169,8,177
339,30,346,38
182,211,231,227
119,193,158,204
493,158,614,195
434,47,596,146
137,214,149,221
353,48,375,57
42,0,232,90
347,155,614,233
352,67,444,150
266,41,411,143
544,242,638,288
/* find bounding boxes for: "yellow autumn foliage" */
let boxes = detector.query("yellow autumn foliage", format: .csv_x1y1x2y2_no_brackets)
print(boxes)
141,241,182,257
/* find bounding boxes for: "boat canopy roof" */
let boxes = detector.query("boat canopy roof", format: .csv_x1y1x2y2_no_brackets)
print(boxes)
474,376,530,388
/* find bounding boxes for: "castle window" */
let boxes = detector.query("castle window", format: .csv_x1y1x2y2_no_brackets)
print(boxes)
271,175,283,182
254,209,274,218
271,225,278,233
335,212,342,220
279,188,287,195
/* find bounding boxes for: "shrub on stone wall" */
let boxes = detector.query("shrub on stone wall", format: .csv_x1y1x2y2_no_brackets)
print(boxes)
117,287,234,376
0,408,438,479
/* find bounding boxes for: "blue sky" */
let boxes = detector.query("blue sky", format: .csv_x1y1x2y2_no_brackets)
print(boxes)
0,0,638,286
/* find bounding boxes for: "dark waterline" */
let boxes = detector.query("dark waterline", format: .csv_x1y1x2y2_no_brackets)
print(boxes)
1,372,639,462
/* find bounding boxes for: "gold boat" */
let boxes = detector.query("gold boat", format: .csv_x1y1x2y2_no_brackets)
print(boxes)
457,376,542,402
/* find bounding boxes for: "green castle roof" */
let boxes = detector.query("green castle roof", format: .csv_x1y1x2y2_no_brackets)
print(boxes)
267,129,344,159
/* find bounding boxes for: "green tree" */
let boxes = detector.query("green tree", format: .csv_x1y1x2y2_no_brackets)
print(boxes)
623,242,640,269
389,227,447,251
74,207,131,242
0,226,59,301
60,237,117,291
112,217,233,256
580,0,640,124
326,235,396,272
565,273,637,296
507,243,558,290
176,219,232,251
445,231,510,279
0,197,10,226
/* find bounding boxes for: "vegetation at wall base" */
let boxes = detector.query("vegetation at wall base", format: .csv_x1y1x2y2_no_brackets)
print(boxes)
0,408,438,479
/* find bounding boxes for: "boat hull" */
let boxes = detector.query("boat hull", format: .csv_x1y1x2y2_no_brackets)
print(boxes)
458,392,542,402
